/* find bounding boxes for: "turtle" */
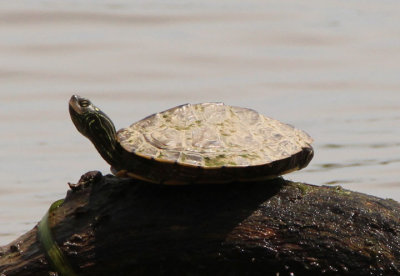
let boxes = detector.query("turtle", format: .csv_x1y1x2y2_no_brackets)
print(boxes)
69,95,314,185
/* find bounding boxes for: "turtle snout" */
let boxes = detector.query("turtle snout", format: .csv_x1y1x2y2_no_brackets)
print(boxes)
69,95,91,114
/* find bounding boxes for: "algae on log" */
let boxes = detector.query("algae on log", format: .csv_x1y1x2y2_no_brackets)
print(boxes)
1,171,400,275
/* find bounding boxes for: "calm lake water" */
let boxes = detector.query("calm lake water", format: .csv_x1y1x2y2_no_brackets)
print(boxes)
1,0,399,245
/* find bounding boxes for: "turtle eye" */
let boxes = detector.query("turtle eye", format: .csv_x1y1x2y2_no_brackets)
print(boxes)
79,99,90,108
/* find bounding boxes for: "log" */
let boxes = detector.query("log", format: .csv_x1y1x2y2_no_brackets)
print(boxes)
1,171,399,275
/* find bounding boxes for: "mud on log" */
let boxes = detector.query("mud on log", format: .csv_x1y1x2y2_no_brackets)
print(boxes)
1,171,400,276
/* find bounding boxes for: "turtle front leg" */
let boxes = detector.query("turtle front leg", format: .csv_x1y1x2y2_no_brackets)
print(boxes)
111,166,129,177
115,170,129,177
111,166,162,184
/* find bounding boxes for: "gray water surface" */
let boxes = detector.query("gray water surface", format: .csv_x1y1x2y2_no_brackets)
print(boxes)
1,0,399,244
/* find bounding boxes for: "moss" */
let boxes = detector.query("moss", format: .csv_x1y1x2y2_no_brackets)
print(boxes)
204,154,228,167
162,114,171,123
239,153,260,160
297,183,313,195
180,154,186,162
194,105,205,112
332,185,352,195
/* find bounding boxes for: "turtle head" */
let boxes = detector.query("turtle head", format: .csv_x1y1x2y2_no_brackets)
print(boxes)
69,95,122,167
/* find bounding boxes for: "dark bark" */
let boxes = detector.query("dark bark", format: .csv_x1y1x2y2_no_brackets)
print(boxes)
1,171,399,276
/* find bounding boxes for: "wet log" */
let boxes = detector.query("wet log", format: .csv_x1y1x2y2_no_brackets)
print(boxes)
1,171,400,276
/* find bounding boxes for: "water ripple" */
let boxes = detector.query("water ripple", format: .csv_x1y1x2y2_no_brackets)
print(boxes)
322,142,400,149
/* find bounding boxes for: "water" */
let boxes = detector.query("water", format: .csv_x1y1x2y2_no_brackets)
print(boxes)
1,0,399,245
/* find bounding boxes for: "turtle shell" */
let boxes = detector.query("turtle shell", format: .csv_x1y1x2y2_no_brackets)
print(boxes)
116,103,313,184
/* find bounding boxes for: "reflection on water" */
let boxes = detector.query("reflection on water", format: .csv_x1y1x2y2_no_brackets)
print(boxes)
311,158,400,171
1,0,399,244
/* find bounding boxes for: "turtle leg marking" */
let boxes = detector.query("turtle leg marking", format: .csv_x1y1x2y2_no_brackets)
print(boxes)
114,169,129,178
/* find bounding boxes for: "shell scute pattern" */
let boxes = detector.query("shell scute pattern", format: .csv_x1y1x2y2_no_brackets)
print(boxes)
117,103,313,168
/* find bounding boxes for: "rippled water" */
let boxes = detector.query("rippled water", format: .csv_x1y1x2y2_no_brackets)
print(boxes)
1,0,399,244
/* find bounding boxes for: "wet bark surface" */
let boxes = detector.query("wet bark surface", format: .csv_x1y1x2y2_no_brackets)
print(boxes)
1,171,399,275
